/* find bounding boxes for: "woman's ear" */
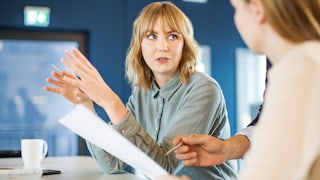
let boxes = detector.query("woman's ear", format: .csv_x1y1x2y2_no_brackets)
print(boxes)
251,0,266,24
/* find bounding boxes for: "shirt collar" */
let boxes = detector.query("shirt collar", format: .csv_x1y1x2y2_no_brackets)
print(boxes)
151,72,182,100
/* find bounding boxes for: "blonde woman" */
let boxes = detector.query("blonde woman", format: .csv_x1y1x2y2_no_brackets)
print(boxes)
44,1,237,179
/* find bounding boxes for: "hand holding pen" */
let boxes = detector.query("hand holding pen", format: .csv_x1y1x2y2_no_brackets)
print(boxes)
165,134,196,156
46,48,128,125
44,63,89,104
51,64,63,74
165,141,184,156
169,134,228,167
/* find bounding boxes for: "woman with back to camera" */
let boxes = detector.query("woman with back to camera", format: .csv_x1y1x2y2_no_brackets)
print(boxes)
43,1,237,179
157,0,320,179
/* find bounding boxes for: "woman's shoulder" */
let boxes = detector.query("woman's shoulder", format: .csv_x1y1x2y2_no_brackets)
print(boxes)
303,41,320,65
187,71,223,92
278,41,320,69
270,41,320,82
190,71,220,85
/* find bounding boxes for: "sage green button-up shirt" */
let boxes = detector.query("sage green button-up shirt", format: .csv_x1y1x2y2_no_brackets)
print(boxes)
87,71,238,180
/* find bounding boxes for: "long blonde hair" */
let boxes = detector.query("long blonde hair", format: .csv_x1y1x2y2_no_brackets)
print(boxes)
125,1,200,90
260,0,320,42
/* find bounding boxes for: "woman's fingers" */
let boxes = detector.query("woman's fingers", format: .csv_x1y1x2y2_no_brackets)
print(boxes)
72,48,94,69
43,86,59,94
64,49,93,78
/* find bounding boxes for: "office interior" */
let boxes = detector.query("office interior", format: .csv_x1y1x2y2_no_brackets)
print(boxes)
0,0,266,157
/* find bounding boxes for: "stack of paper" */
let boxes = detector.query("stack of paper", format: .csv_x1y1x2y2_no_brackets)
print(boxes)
59,104,168,180
0,168,42,180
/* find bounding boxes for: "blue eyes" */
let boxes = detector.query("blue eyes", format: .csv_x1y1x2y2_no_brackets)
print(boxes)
146,34,156,40
169,34,178,40
146,34,179,41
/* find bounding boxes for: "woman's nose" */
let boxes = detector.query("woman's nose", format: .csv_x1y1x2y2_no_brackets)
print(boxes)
157,38,168,52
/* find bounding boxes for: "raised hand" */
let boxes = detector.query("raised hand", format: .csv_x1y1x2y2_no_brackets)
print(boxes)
59,48,112,108
44,70,90,104
52,48,127,124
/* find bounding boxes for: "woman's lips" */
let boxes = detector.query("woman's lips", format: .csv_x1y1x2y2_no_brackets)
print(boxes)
156,57,170,63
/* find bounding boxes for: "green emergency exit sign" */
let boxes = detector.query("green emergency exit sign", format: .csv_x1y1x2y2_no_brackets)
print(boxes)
24,6,50,27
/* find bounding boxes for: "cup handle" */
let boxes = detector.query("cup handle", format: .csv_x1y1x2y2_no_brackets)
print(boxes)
42,140,48,158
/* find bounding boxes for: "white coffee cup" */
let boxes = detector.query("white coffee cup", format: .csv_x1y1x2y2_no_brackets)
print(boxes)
21,139,48,169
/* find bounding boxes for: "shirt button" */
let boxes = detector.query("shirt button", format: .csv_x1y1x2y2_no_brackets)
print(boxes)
121,129,126,134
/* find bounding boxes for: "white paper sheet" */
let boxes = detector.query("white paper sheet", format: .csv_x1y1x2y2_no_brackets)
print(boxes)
0,168,42,180
59,104,168,179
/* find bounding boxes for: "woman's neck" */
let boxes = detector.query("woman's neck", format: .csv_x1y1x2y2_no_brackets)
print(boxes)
153,72,176,89
265,28,296,64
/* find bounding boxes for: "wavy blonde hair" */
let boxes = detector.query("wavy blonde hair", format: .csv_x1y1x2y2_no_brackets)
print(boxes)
260,0,320,42
125,1,200,90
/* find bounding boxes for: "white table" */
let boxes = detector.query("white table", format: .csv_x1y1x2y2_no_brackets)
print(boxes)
0,156,145,180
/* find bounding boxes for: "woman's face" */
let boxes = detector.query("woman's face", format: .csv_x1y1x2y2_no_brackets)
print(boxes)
230,0,263,53
141,18,184,83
